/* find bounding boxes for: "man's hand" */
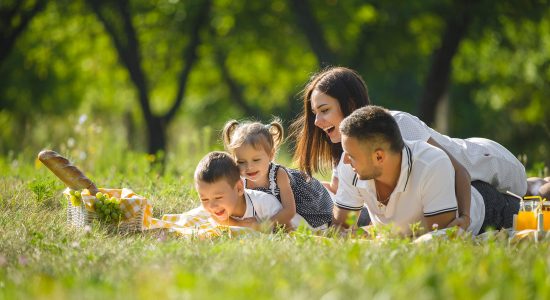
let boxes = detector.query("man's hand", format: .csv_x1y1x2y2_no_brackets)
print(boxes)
447,215,471,230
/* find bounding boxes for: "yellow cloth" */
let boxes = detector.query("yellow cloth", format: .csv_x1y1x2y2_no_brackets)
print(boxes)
148,206,256,239
64,187,254,238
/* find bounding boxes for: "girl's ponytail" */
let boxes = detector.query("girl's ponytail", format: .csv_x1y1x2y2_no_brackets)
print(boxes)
222,120,240,151
268,118,285,151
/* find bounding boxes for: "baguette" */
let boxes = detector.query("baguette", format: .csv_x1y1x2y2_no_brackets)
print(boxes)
38,150,99,195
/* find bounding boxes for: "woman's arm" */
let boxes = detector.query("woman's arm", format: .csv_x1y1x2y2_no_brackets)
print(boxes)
427,137,472,229
271,168,297,229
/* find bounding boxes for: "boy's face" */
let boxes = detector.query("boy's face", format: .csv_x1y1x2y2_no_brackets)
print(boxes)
196,178,245,221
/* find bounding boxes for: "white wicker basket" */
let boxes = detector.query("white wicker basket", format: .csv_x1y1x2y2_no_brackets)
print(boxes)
66,195,145,233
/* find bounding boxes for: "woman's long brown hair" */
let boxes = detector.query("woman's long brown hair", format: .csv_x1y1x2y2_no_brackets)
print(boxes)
290,67,371,176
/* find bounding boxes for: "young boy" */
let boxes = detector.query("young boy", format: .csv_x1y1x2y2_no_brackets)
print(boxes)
194,151,307,230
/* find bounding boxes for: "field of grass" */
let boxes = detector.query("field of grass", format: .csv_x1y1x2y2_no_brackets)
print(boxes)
1,127,550,299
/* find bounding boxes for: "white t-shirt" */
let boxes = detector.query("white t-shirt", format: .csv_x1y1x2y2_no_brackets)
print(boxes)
334,140,485,235
390,111,527,195
231,189,308,229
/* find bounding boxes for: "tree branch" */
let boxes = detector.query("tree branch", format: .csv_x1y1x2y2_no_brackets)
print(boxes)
288,0,335,67
87,0,152,120
215,49,261,118
0,0,47,66
164,0,212,123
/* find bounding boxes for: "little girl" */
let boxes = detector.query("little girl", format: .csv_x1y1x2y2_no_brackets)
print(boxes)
222,119,333,229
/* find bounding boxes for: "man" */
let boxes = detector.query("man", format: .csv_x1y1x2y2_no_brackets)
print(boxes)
332,105,519,236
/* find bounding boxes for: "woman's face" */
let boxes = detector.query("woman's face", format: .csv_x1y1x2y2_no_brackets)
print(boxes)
310,89,345,143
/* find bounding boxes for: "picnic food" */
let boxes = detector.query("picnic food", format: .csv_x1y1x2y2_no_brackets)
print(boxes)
69,189,82,206
38,150,99,195
93,192,123,223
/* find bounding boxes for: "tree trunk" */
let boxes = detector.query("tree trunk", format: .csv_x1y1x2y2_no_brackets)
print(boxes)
417,1,472,126
288,0,335,66
146,115,167,156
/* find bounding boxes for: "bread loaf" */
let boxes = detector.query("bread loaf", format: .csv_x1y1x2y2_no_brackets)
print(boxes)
38,150,99,195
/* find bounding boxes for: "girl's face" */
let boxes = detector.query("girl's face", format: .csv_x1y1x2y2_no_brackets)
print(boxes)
310,89,345,143
233,144,273,183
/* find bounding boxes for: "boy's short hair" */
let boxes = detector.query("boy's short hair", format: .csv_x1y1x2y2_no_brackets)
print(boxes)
340,105,404,153
194,151,241,186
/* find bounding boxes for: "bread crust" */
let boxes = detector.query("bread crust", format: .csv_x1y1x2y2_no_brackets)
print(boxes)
38,150,99,195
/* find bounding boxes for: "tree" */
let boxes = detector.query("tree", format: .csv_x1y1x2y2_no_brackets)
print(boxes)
86,0,211,157
417,0,472,126
0,0,47,67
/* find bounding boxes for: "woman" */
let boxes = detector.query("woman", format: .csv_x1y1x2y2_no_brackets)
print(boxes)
291,67,527,229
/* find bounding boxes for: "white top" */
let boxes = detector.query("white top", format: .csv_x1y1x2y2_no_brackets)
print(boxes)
334,140,485,235
390,111,527,195
231,189,308,229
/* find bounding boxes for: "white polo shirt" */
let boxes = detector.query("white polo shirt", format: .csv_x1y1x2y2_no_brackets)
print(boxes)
334,140,485,235
231,189,309,229
390,111,527,195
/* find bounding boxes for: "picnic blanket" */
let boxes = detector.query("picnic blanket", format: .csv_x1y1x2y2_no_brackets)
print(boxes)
148,206,256,238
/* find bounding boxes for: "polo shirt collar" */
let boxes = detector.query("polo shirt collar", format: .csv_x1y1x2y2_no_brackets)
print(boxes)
394,144,413,193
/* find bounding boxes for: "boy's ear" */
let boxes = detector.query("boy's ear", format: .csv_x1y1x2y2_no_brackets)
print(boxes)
235,179,245,196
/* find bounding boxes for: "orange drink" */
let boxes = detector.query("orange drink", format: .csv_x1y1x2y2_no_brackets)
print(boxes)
516,200,537,230
517,211,537,230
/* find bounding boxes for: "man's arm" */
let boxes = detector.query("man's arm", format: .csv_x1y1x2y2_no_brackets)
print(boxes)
420,152,460,233
427,137,471,230
424,211,456,232
332,206,360,229
331,164,365,229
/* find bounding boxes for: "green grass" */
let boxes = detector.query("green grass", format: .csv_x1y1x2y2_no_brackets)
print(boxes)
1,136,550,299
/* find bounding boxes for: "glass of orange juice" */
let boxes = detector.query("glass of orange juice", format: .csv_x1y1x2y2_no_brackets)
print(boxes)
517,200,537,230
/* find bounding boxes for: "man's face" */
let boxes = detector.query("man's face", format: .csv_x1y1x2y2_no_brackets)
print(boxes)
342,134,381,180
195,179,244,221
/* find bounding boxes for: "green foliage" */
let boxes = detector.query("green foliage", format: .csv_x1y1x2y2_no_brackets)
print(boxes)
452,5,550,164
28,177,58,203
1,0,549,168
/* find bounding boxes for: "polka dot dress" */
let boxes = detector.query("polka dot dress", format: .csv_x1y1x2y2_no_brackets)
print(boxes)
247,163,334,228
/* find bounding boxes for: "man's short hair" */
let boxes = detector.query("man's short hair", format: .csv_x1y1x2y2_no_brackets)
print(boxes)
340,106,404,153
194,151,241,185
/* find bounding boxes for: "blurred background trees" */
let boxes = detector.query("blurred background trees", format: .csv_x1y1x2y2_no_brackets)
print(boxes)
1,0,549,172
